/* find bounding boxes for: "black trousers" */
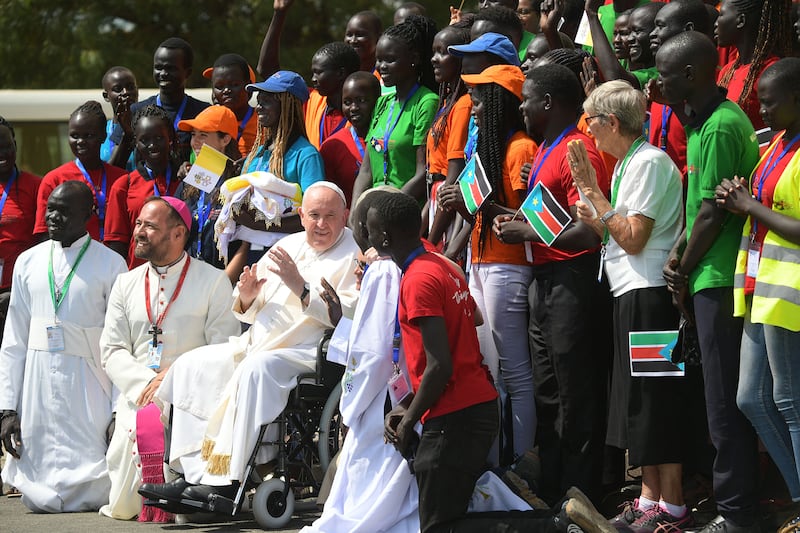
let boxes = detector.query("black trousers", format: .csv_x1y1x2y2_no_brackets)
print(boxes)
528,252,612,504
694,287,758,526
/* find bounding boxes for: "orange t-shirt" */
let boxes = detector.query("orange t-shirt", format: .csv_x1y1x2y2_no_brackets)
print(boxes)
426,93,472,176
304,90,348,149
471,130,537,266
237,106,258,158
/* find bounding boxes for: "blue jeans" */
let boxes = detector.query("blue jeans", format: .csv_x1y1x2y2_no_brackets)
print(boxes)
737,316,800,501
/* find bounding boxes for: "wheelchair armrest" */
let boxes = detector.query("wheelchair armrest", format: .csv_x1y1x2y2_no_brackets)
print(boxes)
315,328,335,385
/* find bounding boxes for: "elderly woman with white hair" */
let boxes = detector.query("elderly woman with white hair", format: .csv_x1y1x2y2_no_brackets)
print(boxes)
568,80,691,531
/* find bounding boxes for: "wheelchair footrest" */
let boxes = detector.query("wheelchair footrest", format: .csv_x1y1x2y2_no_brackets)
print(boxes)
207,493,237,515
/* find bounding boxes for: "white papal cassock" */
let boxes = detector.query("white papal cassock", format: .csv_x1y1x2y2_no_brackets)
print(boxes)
302,258,420,533
156,228,359,486
0,234,127,512
99,254,240,519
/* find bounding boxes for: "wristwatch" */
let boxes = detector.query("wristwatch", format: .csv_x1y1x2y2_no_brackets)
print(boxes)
299,283,310,303
600,209,617,225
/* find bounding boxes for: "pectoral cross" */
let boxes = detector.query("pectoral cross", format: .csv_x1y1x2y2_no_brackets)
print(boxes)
148,324,162,346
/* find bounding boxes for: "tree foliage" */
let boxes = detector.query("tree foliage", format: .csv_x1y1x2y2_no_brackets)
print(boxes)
0,0,449,90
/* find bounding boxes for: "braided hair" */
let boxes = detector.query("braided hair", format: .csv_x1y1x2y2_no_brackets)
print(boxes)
718,0,792,109
244,92,306,179
70,100,107,132
383,15,439,93
474,83,526,256
432,22,472,149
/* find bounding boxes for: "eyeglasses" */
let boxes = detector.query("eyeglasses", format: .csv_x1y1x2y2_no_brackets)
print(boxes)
585,114,607,123
517,8,534,15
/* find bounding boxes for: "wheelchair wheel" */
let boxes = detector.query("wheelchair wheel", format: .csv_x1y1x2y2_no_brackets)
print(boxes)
318,381,343,472
252,478,295,529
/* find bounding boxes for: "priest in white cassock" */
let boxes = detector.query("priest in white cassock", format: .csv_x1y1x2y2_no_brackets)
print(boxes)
0,181,127,512
302,187,420,533
142,181,359,506
99,195,240,520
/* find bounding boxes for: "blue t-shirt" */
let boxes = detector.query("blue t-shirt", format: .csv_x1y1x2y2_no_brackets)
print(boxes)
244,136,325,192
101,119,136,171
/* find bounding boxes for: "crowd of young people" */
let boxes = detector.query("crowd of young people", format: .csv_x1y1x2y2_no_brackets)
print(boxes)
2,0,800,532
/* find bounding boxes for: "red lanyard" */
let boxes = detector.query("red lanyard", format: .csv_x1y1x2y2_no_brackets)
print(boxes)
144,256,191,331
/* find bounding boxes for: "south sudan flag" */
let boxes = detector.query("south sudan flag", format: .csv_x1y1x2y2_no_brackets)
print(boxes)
520,182,572,247
629,330,684,377
458,153,492,215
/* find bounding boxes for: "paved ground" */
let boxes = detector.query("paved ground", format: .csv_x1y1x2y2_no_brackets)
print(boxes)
0,492,322,533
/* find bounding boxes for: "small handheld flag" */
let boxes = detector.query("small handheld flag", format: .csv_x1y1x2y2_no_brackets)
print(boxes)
520,182,572,247
458,153,492,215
629,330,684,377
183,144,229,194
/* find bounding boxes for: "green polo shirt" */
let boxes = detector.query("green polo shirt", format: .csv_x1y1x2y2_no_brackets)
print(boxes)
684,99,759,295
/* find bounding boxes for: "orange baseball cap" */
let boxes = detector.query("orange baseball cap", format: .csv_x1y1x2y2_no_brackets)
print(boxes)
177,105,239,139
461,64,525,100
202,53,257,84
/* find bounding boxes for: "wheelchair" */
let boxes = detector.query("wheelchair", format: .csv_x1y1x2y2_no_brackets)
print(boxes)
148,330,345,529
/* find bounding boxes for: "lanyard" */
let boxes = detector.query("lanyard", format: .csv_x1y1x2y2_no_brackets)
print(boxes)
144,255,191,332
350,126,365,169
75,159,108,239
238,107,254,140
659,107,672,152
0,168,18,220
145,164,173,197
48,237,91,315
157,95,188,131
464,118,479,161
604,137,646,245
196,192,211,256
751,132,800,237
320,108,347,145
380,84,420,181
527,126,573,193
393,245,427,365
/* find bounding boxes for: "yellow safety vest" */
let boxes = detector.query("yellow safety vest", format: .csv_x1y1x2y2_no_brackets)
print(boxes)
733,139,800,331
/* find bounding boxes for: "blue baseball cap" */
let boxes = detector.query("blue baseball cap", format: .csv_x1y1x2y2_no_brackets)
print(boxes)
448,32,521,67
246,70,309,103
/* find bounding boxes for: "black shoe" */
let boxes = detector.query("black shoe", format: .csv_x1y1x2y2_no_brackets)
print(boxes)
138,477,193,501
691,515,761,533
182,482,240,503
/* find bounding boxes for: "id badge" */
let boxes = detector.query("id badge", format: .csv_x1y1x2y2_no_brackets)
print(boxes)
388,368,411,407
747,242,760,278
46,323,65,352
147,340,163,369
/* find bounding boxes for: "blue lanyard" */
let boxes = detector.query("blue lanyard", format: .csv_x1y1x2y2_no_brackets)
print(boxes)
238,107,254,140
319,107,347,145
196,191,211,256
393,245,427,365
144,164,172,197
659,107,672,152
464,117,479,161
74,159,107,239
379,84,420,181
0,168,18,221
527,126,573,193
156,95,188,131
350,126,365,170
751,132,800,237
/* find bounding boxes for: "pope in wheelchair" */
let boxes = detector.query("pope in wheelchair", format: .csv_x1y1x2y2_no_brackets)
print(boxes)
140,182,359,510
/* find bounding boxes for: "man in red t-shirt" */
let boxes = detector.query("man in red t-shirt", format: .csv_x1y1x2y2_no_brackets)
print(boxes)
494,63,613,505
371,192,611,533
0,118,41,342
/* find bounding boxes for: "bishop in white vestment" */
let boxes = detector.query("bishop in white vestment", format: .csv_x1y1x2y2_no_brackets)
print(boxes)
99,196,240,519
0,182,127,512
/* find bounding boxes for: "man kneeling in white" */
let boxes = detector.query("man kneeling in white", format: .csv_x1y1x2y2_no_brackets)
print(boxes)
143,182,359,504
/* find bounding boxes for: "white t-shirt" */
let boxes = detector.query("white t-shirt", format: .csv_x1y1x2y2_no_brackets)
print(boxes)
604,142,683,297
